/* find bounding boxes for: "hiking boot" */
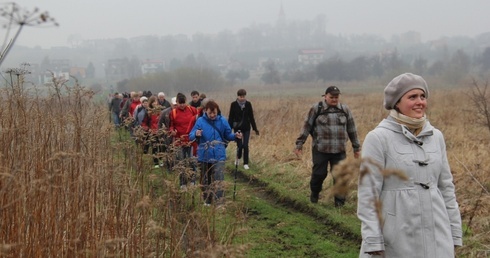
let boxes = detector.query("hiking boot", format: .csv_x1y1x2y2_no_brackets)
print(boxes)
334,196,345,207
234,158,240,166
310,193,319,203
243,164,249,170
154,164,160,169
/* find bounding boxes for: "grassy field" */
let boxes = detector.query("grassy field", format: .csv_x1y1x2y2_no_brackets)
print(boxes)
220,78,490,257
1,75,489,257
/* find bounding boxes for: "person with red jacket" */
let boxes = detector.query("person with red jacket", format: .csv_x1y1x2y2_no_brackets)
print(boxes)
142,96,164,168
169,93,198,189
128,92,141,120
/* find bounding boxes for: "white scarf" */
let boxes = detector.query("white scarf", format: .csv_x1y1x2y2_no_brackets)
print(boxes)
389,110,426,135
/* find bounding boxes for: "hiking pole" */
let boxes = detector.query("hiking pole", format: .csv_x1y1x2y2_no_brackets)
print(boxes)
233,130,241,201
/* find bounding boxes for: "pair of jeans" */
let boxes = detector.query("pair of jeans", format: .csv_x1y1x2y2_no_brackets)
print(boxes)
112,111,121,127
310,147,346,205
236,130,250,164
199,161,225,204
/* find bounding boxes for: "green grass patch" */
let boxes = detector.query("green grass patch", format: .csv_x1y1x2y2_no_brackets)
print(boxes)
233,191,359,257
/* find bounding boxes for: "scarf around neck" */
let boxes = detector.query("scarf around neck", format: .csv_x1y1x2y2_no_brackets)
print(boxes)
237,99,246,109
389,109,426,136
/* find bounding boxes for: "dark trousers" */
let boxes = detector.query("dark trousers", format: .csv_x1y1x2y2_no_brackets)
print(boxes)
236,130,250,164
177,146,196,186
199,161,225,204
311,147,346,205
143,136,161,165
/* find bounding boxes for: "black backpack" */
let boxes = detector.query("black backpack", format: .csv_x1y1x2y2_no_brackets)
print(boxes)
309,101,347,135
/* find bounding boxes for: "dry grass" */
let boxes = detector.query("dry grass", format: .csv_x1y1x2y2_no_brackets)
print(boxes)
4,74,488,256
0,76,247,257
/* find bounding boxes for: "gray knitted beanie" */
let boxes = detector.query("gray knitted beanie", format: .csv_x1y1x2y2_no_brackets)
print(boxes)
383,73,429,110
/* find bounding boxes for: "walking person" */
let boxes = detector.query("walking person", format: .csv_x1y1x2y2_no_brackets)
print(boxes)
108,92,122,128
357,73,462,257
189,90,202,108
169,93,199,189
143,96,164,168
157,92,171,109
227,89,259,170
120,91,135,126
189,100,242,205
294,86,361,206
158,97,177,170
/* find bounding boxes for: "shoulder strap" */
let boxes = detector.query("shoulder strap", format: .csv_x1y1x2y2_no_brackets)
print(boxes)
203,118,228,142
172,108,177,120
309,101,323,135
313,101,323,123
171,107,197,133
189,106,198,116
338,103,348,117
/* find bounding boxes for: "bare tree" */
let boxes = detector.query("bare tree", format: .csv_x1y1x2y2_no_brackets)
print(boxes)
468,78,490,134
0,3,57,67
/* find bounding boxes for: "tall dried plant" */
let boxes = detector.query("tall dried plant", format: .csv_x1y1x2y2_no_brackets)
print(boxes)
0,71,246,257
0,3,57,67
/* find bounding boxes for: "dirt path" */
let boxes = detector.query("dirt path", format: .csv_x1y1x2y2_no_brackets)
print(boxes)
229,169,361,257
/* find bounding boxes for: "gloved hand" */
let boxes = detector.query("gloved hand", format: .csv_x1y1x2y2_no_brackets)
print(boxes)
255,130,260,136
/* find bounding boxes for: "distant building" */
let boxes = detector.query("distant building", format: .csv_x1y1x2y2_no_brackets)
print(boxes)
42,59,70,83
298,49,325,66
70,67,86,78
141,59,164,75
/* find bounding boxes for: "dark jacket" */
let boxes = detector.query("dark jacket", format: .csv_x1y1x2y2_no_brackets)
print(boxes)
158,99,171,109
189,99,202,108
227,100,258,132
109,97,122,114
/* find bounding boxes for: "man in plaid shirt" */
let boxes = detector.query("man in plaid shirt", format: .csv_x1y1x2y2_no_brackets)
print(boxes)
294,86,361,207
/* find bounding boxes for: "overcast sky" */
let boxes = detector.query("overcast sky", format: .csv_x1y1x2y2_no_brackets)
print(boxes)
7,0,490,48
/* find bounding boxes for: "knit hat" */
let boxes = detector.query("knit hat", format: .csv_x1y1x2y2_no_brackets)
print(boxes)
383,73,429,110
140,96,148,102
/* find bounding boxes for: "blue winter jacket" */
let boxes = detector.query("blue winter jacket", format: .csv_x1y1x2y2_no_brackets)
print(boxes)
189,113,236,163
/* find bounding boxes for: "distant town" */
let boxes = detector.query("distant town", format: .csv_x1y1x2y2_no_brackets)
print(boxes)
5,12,490,94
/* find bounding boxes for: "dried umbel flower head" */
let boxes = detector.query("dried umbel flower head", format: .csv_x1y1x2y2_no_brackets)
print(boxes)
0,3,58,66
0,3,58,27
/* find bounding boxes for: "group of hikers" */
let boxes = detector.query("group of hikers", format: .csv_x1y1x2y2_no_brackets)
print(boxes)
108,72,463,256
108,89,258,206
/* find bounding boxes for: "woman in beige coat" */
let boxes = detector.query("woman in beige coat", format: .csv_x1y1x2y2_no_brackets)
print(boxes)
357,73,462,257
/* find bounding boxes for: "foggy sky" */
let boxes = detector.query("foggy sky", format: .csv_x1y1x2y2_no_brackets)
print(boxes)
8,0,490,48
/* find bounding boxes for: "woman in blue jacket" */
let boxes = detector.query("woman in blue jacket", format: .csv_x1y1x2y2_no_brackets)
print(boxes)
190,100,242,205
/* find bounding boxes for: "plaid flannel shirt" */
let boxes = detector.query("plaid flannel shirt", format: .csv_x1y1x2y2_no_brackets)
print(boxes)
295,101,361,154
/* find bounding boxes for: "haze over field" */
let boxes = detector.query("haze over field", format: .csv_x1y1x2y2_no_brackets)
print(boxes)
10,0,490,48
